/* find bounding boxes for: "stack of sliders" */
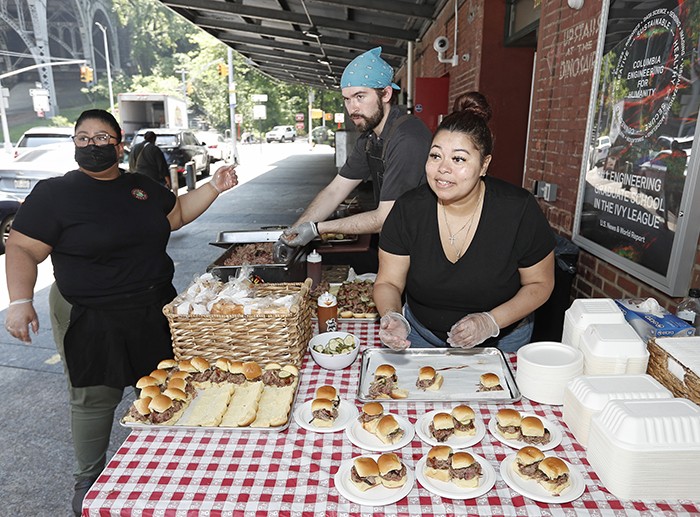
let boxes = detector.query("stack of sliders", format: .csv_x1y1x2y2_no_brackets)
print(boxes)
415,366,443,391
494,409,551,445
356,401,404,444
424,445,482,487
350,453,408,491
428,405,476,442
367,364,408,399
512,446,571,496
310,385,341,427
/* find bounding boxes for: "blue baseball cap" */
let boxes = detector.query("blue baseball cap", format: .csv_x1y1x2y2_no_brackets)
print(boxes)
340,47,400,90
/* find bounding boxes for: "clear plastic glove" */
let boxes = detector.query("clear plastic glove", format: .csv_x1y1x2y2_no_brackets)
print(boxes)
210,164,238,194
280,222,319,247
272,239,296,264
447,312,499,349
379,311,411,350
4,303,40,344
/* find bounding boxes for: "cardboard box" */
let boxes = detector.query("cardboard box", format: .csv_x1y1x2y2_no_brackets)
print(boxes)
615,299,695,339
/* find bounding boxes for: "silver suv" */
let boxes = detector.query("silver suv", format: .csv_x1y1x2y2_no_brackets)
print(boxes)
265,125,296,143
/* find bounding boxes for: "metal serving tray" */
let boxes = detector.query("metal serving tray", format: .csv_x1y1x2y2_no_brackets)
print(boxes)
210,229,284,248
357,348,520,403
207,242,307,283
120,375,302,433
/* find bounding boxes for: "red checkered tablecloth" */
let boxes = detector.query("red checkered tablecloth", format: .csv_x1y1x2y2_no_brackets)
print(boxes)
83,322,700,516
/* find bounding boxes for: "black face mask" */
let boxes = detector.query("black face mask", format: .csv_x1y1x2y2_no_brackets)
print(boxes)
74,144,118,172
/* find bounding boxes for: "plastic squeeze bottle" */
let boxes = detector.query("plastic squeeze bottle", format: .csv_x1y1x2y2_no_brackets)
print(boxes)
306,249,322,289
676,288,700,335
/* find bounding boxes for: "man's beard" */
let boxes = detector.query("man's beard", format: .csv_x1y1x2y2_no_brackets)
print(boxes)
352,97,385,132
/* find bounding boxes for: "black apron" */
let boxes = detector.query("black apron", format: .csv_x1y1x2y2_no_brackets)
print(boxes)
364,114,412,206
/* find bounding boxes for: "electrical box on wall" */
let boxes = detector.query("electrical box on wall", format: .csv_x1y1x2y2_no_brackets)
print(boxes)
413,76,450,133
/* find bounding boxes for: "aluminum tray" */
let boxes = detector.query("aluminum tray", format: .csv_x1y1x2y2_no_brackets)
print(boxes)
207,242,307,283
120,375,302,433
357,348,520,403
210,229,284,248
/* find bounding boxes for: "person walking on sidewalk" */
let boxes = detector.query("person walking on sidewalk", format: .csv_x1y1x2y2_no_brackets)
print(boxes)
3,109,238,516
274,47,432,272
129,130,171,187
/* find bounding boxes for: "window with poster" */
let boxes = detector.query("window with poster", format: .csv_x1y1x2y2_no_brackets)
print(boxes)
573,0,700,296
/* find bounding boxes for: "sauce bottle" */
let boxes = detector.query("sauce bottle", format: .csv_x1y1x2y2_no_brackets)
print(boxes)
306,249,322,289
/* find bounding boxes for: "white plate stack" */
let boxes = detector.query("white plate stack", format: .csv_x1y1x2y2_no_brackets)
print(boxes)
562,298,625,348
562,374,673,447
587,398,700,501
578,323,648,375
516,342,584,405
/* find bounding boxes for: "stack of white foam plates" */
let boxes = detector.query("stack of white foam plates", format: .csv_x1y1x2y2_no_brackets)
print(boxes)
562,374,673,447
578,323,648,375
562,298,625,348
516,342,584,405
587,398,700,500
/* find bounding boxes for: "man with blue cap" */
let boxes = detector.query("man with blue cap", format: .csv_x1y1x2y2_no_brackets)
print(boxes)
275,47,432,272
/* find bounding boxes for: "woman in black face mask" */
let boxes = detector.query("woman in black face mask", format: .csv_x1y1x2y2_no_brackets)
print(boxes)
3,109,238,516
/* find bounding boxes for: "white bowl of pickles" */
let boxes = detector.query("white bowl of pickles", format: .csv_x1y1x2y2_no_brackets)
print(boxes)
308,331,360,370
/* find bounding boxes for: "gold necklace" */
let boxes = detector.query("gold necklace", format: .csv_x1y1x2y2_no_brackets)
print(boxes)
441,185,483,259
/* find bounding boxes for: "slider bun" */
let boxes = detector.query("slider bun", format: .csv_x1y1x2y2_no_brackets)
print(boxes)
163,387,187,401
133,397,152,416
426,373,444,391
520,416,544,437
432,412,455,430
228,361,244,374
496,408,521,427
390,388,409,399
480,372,501,387
150,369,169,385
374,364,396,378
538,456,569,479
451,451,475,469
136,375,158,389
451,404,475,423
515,446,545,466
242,361,262,380
169,370,191,380
148,394,173,413
139,385,161,400
177,360,198,373
339,310,354,318
418,366,437,380
427,445,453,460
191,356,211,372
167,377,187,393
361,402,384,416
311,398,334,412
377,452,402,475
376,414,401,437
315,385,338,401
157,359,178,370
353,456,379,477
214,358,230,371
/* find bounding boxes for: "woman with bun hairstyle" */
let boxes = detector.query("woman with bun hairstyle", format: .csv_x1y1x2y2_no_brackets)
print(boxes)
3,109,238,515
374,92,555,351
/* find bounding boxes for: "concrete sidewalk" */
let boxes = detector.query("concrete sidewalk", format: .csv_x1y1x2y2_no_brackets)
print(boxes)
0,142,341,516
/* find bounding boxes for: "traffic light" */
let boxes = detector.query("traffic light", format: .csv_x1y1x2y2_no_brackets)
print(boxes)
85,66,93,82
80,65,94,83
217,62,227,77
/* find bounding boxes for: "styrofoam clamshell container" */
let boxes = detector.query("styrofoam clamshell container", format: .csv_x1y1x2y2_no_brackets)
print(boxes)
562,374,673,447
562,298,625,348
579,323,649,375
587,398,700,500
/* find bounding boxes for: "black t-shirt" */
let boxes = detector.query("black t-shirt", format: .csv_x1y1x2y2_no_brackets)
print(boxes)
13,170,177,299
380,177,555,340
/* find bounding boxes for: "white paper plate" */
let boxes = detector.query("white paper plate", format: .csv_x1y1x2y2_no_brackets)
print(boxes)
500,453,585,504
345,414,415,452
415,453,496,499
487,413,562,451
415,409,486,448
333,454,414,506
293,399,359,433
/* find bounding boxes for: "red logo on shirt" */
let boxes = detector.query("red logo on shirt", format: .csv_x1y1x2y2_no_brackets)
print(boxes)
131,188,148,201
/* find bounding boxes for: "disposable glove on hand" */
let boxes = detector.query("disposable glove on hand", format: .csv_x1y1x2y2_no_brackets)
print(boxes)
447,312,499,349
280,222,319,247
272,239,296,264
379,311,411,350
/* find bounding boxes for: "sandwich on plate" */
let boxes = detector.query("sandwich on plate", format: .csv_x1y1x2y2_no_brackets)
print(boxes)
315,385,341,408
375,414,405,444
495,408,522,440
358,401,385,433
350,456,381,491
451,405,476,437
415,366,444,391
512,446,545,480
519,416,551,446
429,412,455,443
309,398,338,428
536,456,571,495
424,445,453,482
449,451,482,488
378,452,407,488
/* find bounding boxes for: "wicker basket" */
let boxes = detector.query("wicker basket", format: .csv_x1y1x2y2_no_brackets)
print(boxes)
163,279,313,367
647,338,700,404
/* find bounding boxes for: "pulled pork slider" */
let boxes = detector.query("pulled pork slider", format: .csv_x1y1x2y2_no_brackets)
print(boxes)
149,369,169,385
449,452,482,488
315,385,341,408
310,398,338,428
227,361,247,384
136,375,159,390
537,457,571,495
124,397,152,423
167,377,195,398
261,362,297,387
358,402,384,433
429,412,455,443
147,394,184,425
425,445,453,482
520,416,551,446
169,369,191,381
378,452,407,488
495,408,522,440
139,385,161,400
416,366,444,391
242,361,263,382
368,364,408,399
350,456,380,492
478,372,503,391
176,359,198,374
376,414,405,444
512,446,545,481
451,405,476,437
157,358,178,370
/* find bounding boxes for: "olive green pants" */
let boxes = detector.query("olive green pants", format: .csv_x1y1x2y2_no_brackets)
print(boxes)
49,283,125,481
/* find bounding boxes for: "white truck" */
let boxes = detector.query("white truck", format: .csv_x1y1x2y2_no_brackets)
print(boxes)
117,93,188,141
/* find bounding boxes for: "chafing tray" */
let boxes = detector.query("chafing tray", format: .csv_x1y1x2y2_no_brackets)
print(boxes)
210,229,285,248
357,348,520,403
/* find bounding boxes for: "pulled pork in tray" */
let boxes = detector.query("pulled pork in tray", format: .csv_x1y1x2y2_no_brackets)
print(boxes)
223,243,275,265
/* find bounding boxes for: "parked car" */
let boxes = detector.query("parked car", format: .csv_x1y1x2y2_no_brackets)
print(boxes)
196,131,232,162
0,192,21,253
130,128,210,178
0,143,75,200
13,126,73,159
589,135,611,167
266,125,296,143
312,126,335,147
